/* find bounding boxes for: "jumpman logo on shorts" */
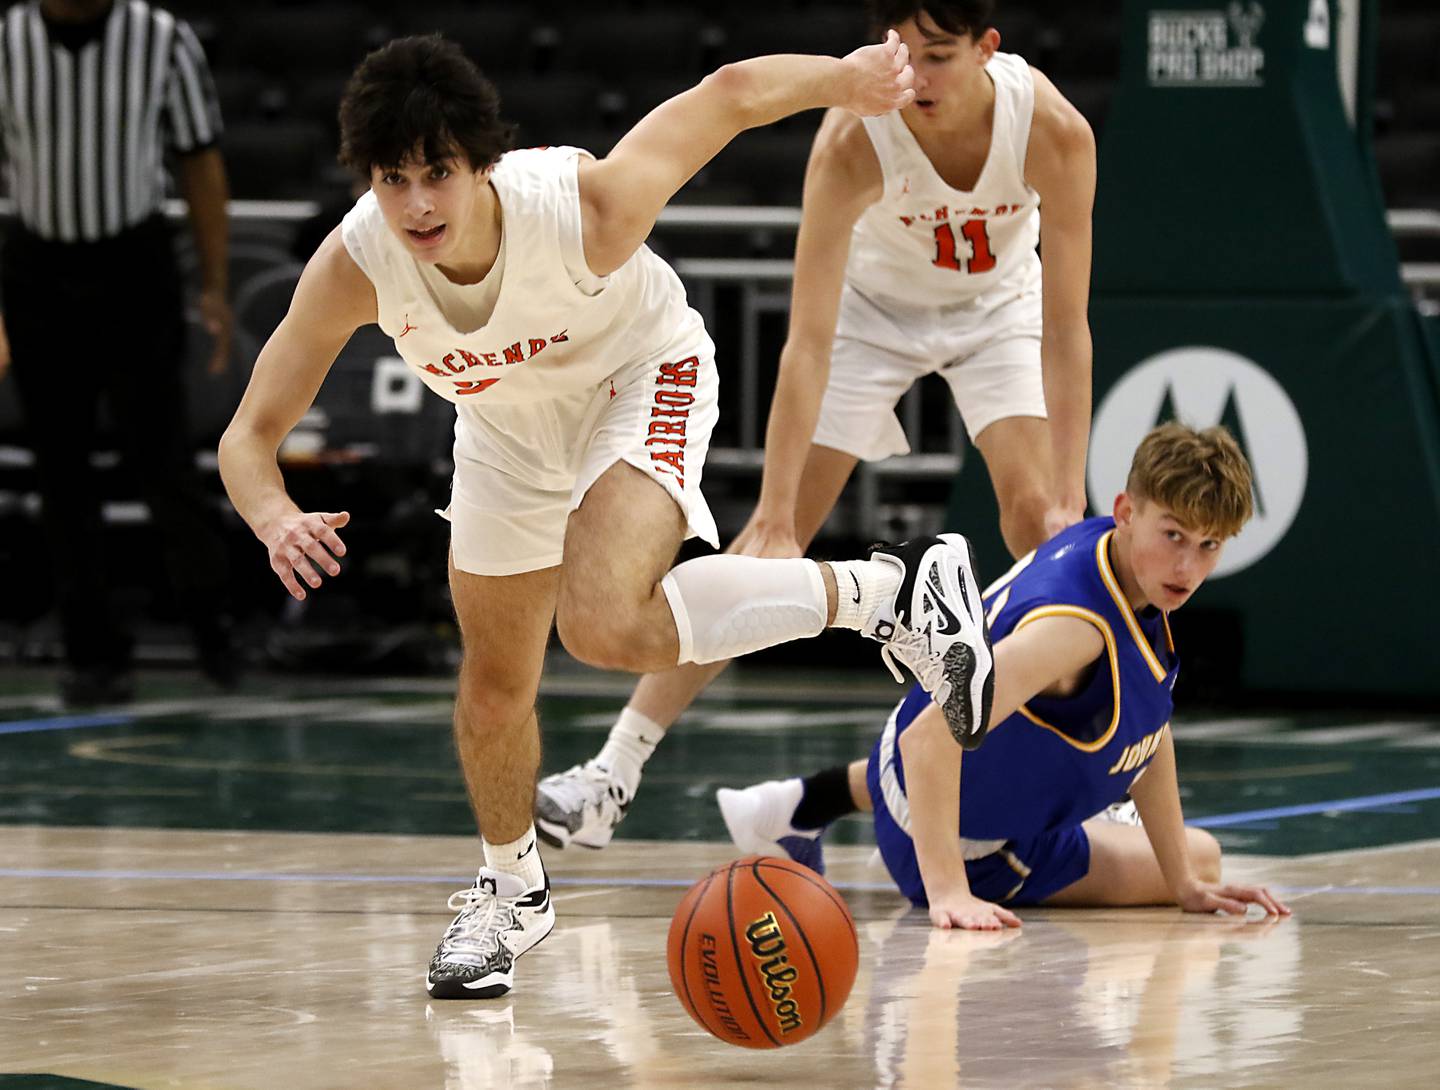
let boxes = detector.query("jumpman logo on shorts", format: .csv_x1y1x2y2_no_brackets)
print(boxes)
399,314,418,337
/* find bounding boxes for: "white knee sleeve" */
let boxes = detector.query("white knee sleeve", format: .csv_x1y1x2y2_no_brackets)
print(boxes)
661,556,827,665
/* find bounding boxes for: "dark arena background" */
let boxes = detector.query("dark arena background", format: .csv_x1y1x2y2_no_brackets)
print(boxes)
1,2,1438,1088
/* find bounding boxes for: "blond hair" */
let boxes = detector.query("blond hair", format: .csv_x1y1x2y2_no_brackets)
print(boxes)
1125,422,1254,538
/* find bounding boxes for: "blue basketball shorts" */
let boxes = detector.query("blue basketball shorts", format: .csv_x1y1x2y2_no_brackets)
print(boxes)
867,749,1093,908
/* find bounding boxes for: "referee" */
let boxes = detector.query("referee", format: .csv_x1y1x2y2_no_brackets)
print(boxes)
0,0,235,705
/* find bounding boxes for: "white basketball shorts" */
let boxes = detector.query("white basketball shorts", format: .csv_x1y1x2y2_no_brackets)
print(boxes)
444,347,720,576
811,279,1047,462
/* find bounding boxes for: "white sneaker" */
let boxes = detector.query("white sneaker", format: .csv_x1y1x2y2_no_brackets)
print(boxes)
863,533,995,750
534,760,631,849
716,779,826,875
426,868,555,999
1100,797,1143,826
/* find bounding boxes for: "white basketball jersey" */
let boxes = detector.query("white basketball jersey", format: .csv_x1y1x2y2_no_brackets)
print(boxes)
847,52,1041,308
341,146,707,407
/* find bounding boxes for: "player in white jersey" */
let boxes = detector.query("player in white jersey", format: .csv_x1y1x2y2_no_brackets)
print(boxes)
217,35,999,1000
538,1,1097,851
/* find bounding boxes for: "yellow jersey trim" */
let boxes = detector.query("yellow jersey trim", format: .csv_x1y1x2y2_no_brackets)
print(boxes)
982,548,1037,600
1095,531,1169,683
1013,605,1122,753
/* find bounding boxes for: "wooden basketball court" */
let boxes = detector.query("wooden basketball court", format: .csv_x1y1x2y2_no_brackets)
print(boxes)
2,669,1437,1088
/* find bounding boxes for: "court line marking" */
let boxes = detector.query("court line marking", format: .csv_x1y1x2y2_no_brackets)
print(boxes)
0,867,897,893
1,868,1437,898
1189,786,1440,828
0,714,132,735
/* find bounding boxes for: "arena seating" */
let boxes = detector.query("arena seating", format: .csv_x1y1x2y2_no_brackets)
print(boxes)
184,1,1434,214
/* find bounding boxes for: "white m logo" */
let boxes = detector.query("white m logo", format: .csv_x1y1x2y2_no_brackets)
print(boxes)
1087,348,1308,578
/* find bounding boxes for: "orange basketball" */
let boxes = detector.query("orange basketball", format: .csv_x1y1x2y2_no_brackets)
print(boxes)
666,855,859,1049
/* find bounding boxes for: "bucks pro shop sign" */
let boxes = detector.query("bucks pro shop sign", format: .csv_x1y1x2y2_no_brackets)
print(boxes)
1148,3,1267,87
1087,347,1307,578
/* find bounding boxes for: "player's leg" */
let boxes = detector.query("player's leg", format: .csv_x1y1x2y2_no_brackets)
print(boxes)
537,443,856,848
538,301,928,847
428,556,561,999
625,443,860,724
719,691,927,870
552,454,990,847
554,459,692,668
716,756,873,873
557,498,990,823
942,307,1051,559
1040,820,1222,907
971,415,1053,558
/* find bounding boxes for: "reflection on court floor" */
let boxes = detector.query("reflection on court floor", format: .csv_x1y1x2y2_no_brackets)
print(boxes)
0,671,1437,1088
1,829,1437,1089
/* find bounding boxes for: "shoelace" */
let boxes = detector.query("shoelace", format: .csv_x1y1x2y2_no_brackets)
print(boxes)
438,886,516,964
543,763,625,814
879,625,949,697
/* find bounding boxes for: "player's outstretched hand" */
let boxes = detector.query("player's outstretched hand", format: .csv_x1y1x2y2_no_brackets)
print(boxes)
728,508,802,560
928,890,1022,931
1178,880,1292,919
839,29,916,116
262,510,350,601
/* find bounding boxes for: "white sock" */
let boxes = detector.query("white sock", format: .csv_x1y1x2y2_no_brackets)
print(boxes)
482,825,546,890
764,777,816,839
825,558,902,630
595,707,663,796
661,555,827,665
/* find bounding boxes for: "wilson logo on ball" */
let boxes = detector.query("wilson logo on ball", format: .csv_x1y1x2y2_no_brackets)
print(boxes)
745,912,802,1034
668,856,858,1049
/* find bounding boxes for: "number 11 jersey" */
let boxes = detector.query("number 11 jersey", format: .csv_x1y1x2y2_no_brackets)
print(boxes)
848,51,1041,309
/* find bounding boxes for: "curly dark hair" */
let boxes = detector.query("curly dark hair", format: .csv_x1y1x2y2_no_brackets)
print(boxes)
867,1,996,39
338,34,516,175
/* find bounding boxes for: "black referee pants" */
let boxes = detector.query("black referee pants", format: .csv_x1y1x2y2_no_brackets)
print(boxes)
3,216,230,672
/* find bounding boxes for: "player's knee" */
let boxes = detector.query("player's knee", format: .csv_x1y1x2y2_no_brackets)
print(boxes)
996,488,1049,553
455,669,534,733
1192,829,1223,884
555,595,650,671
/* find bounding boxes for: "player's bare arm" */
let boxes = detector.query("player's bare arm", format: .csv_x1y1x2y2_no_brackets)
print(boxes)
900,614,1105,929
732,110,883,558
1130,731,1291,918
1024,69,1096,536
577,32,915,276
218,226,378,602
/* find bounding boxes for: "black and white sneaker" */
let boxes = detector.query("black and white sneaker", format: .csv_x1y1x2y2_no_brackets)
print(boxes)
425,868,555,999
534,760,632,849
862,533,995,749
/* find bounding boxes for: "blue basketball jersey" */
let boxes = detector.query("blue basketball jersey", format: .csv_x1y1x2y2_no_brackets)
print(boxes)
879,516,1179,842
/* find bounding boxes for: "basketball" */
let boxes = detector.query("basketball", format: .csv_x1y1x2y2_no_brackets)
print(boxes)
666,855,859,1049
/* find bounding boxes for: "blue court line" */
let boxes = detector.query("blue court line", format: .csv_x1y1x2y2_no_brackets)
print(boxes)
0,868,1437,898
0,714,133,736
1188,786,1440,828
0,867,895,894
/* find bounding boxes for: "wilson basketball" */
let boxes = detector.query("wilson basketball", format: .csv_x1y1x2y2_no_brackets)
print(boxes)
666,855,859,1049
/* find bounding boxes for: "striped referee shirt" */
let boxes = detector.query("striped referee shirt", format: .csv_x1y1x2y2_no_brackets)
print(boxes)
0,0,222,242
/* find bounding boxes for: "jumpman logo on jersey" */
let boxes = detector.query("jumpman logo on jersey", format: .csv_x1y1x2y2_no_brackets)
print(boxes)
609,379,617,400
399,315,418,337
